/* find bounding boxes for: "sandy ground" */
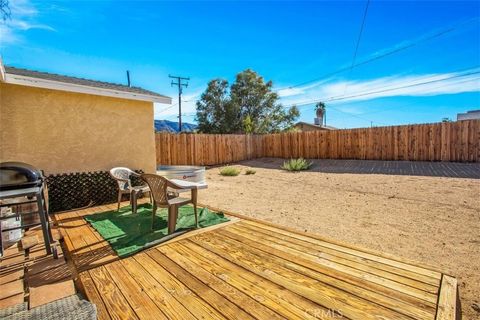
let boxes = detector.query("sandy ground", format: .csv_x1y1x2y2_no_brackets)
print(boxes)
198,158,480,319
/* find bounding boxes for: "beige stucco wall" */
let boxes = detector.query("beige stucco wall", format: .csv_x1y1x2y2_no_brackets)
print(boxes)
0,83,156,174
294,123,331,132
295,123,316,132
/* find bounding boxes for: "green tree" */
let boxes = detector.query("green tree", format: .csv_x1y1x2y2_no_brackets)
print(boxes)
195,69,299,134
195,79,237,134
243,115,254,134
315,102,326,118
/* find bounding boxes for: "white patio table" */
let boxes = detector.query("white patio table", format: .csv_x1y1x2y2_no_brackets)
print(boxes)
165,179,208,234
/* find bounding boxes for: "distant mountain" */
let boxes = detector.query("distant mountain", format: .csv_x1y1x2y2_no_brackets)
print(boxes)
154,120,197,133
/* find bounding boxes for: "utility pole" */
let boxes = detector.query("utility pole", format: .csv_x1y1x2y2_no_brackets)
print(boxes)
169,75,189,132
126,70,131,87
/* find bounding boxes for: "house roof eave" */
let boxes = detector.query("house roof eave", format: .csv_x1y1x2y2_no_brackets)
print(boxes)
3,72,172,104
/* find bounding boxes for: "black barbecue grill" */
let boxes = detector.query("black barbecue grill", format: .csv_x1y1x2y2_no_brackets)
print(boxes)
0,162,55,257
0,162,44,191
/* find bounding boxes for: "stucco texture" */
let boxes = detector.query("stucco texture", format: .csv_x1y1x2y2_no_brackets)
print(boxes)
0,83,156,174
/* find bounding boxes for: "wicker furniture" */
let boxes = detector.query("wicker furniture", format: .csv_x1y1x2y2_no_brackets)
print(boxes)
109,167,151,214
0,294,96,320
141,173,198,233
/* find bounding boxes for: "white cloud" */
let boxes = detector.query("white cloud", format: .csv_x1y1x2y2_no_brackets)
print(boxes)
367,17,479,62
182,88,204,102
0,24,16,44
9,0,36,16
154,87,205,120
8,19,54,31
279,70,480,107
334,106,364,115
154,70,479,121
277,87,305,97
277,17,480,106
0,0,55,46
276,80,330,98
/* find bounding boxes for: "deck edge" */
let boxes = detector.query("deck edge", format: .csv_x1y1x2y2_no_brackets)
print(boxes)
200,203,450,276
151,217,241,249
435,275,458,320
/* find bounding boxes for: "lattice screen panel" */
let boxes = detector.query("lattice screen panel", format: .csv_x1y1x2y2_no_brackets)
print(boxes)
46,170,144,213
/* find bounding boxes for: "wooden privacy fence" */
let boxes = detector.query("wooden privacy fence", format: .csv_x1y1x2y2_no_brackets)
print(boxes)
155,133,264,166
155,120,480,165
263,120,480,162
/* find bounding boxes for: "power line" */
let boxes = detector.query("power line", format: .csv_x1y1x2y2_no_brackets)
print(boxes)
288,72,479,127
351,0,371,70
156,96,200,116
326,70,480,103
163,111,196,121
326,76,480,126
324,65,479,101
162,70,478,126
287,76,479,131
276,17,478,91
164,113,181,121
285,66,480,108
356,77,480,116
155,102,179,115
328,77,479,125
344,0,371,95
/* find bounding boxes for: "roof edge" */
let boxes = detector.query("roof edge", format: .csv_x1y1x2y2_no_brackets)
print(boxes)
295,121,336,130
3,72,172,104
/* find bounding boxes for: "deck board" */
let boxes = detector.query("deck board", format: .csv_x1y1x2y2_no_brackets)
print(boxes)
77,272,111,320
436,275,457,320
52,202,457,320
219,225,436,319
135,252,226,320
242,219,442,280
120,257,195,320
148,249,253,319
88,266,138,320
172,241,328,320
192,229,413,320
55,206,118,271
229,223,439,294
157,244,287,320
236,220,440,286
104,261,167,319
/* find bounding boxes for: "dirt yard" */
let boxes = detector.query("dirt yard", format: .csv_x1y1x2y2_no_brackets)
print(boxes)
198,158,480,319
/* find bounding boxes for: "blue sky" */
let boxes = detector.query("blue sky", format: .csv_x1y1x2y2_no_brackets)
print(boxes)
1,0,479,128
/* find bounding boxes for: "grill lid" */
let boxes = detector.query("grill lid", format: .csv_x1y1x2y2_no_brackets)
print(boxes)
0,162,43,191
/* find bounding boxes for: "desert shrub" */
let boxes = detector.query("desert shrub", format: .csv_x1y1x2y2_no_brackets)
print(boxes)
281,158,312,171
245,168,256,175
220,166,241,176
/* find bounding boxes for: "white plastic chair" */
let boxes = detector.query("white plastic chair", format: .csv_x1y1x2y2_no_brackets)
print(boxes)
109,167,151,214
141,173,198,232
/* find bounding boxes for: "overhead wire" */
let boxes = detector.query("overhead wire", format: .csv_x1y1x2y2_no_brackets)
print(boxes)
326,69,480,103
289,69,479,126
284,66,479,108
356,77,480,116
160,72,479,124
343,0,371,95
157,18,478,125
275,17,478,91
155,102,179,115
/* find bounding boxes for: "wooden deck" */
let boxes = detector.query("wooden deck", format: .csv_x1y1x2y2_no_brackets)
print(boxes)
0,225,76,310
54,202,458,320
